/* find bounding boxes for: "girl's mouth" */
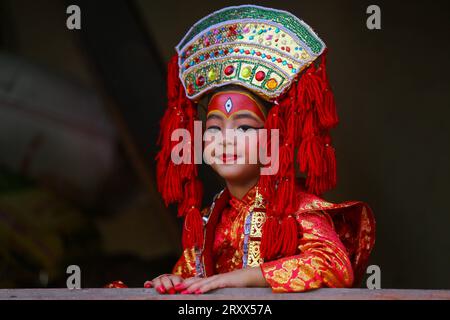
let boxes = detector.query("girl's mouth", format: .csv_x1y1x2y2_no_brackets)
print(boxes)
220,153,238,163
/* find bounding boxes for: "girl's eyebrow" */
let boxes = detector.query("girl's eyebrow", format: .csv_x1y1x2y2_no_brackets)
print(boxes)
232,112,262,122
206,113,224,121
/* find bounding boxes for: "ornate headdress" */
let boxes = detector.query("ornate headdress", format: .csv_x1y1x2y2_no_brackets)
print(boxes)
157,5,339,261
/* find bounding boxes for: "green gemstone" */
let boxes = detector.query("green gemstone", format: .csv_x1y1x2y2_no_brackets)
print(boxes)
241,66,252,78
208,69,217,81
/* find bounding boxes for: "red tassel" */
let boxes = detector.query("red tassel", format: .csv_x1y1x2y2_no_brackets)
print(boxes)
156,55,202,209
297,134,337,195
273,177,296,214
167,54,181,107
156,55,185,204
260,216,281,260
181,207,204,248
296,63,323,113
298,135,324,177
178,179,203,217
279,216,298,256
316,50,339,129
277,145,293,179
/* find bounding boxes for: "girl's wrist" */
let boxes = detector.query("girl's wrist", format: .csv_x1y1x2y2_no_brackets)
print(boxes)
244,266,269,287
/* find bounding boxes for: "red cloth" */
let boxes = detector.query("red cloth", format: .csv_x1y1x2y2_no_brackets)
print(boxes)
172,182,375,292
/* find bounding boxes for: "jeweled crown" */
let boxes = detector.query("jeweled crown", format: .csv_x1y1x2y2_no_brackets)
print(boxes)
176,5,326,101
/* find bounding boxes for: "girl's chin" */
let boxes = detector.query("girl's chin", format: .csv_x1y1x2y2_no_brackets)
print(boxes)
213,164,260,181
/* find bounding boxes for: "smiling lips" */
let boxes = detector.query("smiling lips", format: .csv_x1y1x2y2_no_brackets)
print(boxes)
220,153,238,162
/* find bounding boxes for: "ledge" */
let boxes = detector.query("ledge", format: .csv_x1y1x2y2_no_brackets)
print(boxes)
1,288,449,300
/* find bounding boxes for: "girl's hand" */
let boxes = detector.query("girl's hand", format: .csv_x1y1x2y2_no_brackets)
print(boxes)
151,274,184,294
177,267,268,294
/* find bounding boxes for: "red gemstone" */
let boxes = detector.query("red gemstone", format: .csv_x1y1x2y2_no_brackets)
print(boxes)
281,46,285,50
234,48,239,53
277,58,282,63
224,65,235,76
266,55,271,59
224,49,229,54
196,75,205,86
256,51,261,56
255,71,266,81
187,84,195,94
286,47,291,52
288,64,293,69
245,50,250,54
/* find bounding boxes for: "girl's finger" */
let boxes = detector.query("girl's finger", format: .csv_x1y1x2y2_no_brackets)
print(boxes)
152,277,162,292
181,279,206,294
173,277,187,291
180,276,202,288
198,277,226,294
160,276,175,294
171,276,183,287
184,276,217,293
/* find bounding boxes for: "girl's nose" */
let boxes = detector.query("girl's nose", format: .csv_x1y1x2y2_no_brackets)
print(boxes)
222,128,236,146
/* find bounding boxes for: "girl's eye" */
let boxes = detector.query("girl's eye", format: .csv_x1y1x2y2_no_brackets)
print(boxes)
206,125,221,132
237,125,260,132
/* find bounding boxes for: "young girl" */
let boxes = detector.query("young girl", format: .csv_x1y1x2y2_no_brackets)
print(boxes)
149,5,376,294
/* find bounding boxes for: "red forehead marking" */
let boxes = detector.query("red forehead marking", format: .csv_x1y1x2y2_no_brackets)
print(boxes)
207,91,266,121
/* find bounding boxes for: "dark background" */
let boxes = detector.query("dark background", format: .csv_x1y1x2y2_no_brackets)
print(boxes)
0,0,449,289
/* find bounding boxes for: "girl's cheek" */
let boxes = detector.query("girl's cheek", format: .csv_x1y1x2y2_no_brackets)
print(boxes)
203,140,215,163
203,136,223,164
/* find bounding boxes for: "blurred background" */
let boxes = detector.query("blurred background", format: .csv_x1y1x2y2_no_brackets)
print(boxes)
0,0,449,289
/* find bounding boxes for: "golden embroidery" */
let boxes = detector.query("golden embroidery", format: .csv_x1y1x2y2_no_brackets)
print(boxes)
289,278,306,291
250,210,265,238
298,261,316,281
272,268,292,284
308,279,322,289
253,188,265,209
281,259,298,272
172,247,197,278
246,187,266,268
301,199,333,211
300,220,314,229
247,240,263,267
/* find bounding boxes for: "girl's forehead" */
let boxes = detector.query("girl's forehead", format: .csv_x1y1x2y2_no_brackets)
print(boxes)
206,90,267,122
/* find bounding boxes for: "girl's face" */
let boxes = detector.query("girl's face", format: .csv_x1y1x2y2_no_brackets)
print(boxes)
203,90,266,183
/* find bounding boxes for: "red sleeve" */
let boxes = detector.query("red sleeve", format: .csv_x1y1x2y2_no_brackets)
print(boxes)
172,247,198,279
260,210,354,292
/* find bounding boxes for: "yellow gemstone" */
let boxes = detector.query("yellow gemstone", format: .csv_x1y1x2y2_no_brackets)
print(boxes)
208,69,217,81
266,78,278,89
241,66,252,78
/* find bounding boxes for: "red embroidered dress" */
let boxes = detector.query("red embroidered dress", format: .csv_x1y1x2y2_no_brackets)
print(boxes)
154,5,377,293
173,181,375,292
